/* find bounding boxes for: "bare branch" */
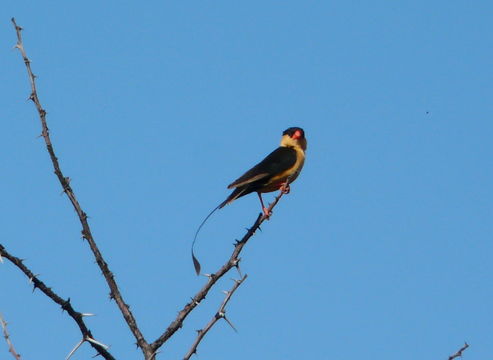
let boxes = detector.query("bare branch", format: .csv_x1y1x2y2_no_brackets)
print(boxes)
184,275,247,360
448,342,469,360
0,244,115,360
11,17,291,360
151,190,286,353
0,313,22,360
10,18,151,357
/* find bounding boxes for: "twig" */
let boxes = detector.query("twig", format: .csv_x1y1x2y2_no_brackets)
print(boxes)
151,190,286,353
448,342,469,360
10,18,152,358
184,275,247,360
0,313,22,360
0,244,115,360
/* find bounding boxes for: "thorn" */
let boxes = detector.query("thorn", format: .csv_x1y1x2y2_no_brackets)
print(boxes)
222,290,229,295
66,338,85,360
61,298,71,312
231,258,240,267
60,177,71,195
223,316,238,333
203,272,216,280
85,336,109,349
234,261,243,277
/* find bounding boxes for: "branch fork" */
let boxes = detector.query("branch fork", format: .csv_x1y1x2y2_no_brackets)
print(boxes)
9,17,289,360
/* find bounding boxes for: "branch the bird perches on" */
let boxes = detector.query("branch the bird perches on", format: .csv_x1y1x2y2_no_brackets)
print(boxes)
9,17,291,360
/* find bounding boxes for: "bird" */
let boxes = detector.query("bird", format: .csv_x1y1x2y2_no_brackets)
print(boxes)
191,127,307,275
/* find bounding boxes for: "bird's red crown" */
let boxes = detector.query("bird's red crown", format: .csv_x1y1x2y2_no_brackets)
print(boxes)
283,127,305,140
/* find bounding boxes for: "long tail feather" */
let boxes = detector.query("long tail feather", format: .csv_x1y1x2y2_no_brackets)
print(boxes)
191,204,221,275
192,187,249,275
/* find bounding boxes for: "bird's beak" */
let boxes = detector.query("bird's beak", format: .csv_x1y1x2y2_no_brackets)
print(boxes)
292,130,302,140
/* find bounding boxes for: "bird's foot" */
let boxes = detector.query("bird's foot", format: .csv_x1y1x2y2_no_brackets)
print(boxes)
280,183,290,194
262,207,272,219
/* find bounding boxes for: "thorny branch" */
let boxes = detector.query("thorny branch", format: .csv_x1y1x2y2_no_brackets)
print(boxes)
10,17,151,358
184,275,248,360
0,244,115,360
10,17,289,360
448,342,469,360
6,16,481,360
0,313,22,360
150,191,286,353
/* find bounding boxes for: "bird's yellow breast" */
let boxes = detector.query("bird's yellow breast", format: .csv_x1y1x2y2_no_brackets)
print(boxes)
260,146,305,193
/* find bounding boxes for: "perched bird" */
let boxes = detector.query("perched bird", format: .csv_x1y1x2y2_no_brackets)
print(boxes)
191,127,307,275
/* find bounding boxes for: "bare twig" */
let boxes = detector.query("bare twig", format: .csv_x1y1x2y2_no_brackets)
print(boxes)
0,313,22,360
0,244,115,360
10,18,151,358
151,190,286,353
184,275,247,360
448,342,469,360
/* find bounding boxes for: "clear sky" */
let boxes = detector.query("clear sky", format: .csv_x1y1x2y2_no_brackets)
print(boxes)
2,1,492,359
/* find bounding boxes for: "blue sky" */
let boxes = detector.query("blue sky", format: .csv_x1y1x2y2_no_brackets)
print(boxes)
2,1,492,359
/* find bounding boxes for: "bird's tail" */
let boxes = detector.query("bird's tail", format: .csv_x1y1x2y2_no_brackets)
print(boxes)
191,187,248,275
191,203,221,275
218,187,247,209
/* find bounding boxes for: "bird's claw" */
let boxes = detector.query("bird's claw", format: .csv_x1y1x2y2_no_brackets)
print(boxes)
262,207,272,218
280,183,290,194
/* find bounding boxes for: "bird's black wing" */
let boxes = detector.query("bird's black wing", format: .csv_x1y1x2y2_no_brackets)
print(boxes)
228,146,298,188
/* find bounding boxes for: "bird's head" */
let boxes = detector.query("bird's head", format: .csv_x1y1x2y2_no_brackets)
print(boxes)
281,127,307,151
